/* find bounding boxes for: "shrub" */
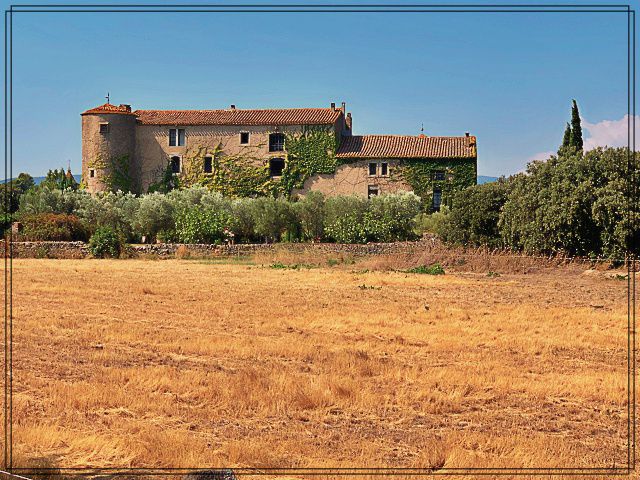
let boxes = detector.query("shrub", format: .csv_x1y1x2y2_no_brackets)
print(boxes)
88,227,122,258
406,263,445,275
364,192,422,242
414,206,450,237
134,192,175,242
441,180,511,248
324,195,368,243
250,197,299,242
589,147,640,259
495,147,640,258
18,186,86,216
174,205,230,244
294,191,325,241
167,186,209,211
229,198,257,243
75,191,140,242
18,213,88,241
499,151,602,256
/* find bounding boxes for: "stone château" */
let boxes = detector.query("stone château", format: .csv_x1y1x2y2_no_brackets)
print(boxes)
81,101,477,210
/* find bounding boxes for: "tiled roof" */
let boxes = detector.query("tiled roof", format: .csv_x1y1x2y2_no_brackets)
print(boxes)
81,103,134,115
336,135,477,159
133,108,343,126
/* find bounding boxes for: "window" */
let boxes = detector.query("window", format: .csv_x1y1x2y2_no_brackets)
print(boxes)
433,170,446,181
89,169,95,178
368,163,377,176
204,156,213,174
170,156,181,174
99,123,109,134
269,133,285,152
432,188,442,211
269,158,285,177
169,128,186,147
380,162,388,176
368,185,379,198
240,132,250,145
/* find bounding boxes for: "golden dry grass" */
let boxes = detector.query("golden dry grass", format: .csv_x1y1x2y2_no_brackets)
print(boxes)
4,257,632,479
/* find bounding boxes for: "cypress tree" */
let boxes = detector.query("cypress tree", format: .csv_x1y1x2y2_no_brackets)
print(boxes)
570,99,583,150
561,122,572,150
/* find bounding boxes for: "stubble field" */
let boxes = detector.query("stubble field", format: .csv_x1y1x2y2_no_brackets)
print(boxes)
5,256,632,479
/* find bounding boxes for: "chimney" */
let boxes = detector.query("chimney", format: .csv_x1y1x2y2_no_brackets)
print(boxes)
465,132,476,147
330,102,336,110
345,112,352,132
230,104,236,110
341,102,346,114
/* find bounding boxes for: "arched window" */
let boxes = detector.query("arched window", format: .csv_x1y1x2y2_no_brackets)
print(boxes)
269,158,285,177
269,133,285,152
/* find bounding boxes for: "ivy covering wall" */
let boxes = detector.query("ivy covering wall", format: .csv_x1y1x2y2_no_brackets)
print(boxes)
175,144,273,197
150,126,341,198
279,126,339,194
146,129,476,207
399,158,477,211
88,154,136,193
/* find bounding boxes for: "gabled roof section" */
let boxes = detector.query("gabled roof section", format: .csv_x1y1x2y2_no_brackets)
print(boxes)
336,134,477,159
81,103,135,115
133,108,343,126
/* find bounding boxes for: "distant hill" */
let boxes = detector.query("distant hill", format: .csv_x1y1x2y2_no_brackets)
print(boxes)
477,175,498,185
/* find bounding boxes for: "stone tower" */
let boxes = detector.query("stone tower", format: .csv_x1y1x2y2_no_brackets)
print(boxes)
81,103,137,193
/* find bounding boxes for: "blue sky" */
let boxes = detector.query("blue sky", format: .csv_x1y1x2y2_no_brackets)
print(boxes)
5,2,633,177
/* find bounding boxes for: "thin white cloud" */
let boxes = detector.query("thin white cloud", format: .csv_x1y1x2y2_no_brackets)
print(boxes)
526,150,555,163
526,114,638,169
583,114,640,151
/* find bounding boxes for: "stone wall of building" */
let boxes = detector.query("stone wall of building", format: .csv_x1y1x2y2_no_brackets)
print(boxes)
293,158,413,198
136,123,339,192
82,112,138,193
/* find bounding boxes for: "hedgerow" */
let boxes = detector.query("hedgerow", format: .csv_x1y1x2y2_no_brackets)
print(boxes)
15,188,423,244
415,147,638,259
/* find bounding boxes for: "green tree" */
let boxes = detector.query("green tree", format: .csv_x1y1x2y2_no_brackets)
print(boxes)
440,179,512,247
249,197,299,242
14,173,35,194
497,148,636,257
133,192,175,242
294,191,326,241
41,168,78,191
2,173,47,231
174,205,230,244
364,192,422,242
570,99,583,151
323,195,368,243
559,122,572,153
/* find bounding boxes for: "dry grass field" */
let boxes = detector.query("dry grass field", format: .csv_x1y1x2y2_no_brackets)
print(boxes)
4,254,632,479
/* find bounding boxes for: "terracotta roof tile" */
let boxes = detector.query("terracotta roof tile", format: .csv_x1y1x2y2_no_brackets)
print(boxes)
336,135,477,159
81,103,134,115
133,108,343,126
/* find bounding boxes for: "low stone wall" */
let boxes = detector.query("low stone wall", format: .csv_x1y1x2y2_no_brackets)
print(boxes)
130,240,437,258
0,241,89,259
1,239,437,259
